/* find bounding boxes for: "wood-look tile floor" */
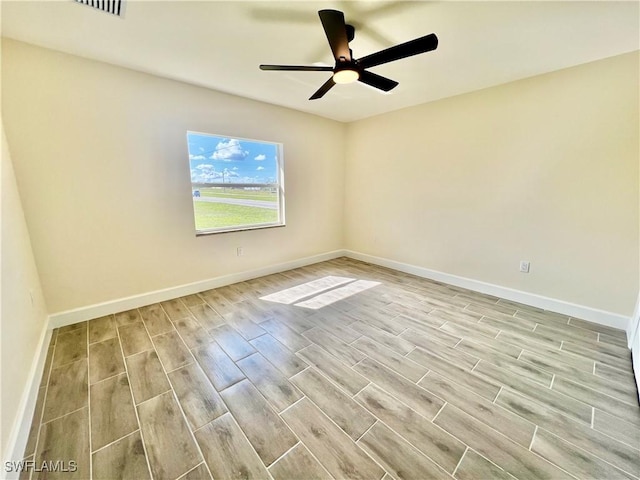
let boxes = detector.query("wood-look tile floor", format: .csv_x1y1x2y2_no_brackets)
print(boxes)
22,257,640,480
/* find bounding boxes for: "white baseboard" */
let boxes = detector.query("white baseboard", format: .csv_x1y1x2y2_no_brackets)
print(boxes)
344,250,630,333
2,324,52,479
48,250,347,328
6,247,633,477
49,247,630,334
626,293,640,349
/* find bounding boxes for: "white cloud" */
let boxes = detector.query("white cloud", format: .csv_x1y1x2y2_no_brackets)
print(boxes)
189,154,206,160
212,139,249,161
254,154,266,161
223,168,239,178
256,166,265,171
196,164,214,171
232,167,239,171
192,170,222,183
237,176,258,184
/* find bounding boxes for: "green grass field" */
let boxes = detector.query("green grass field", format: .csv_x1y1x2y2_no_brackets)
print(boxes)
197,187,277,203
194,201,278,231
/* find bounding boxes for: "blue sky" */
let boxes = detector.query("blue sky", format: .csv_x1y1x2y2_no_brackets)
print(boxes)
187,132,280,184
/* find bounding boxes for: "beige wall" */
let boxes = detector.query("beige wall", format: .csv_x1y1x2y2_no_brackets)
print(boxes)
345,52,639,316
2,31,638,469
2,39,346,314
1,119,48,459
2,40,638,320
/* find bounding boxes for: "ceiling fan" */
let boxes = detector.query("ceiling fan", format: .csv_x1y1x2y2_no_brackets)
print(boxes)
259,9,438,100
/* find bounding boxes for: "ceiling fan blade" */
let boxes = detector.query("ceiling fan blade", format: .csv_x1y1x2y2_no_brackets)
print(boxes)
358,33,438,69
358,70,398,92
260,64,334,72
309,77,336,100
318,9,351,62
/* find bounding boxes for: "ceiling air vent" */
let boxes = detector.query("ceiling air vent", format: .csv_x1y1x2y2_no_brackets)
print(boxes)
75,0,124,17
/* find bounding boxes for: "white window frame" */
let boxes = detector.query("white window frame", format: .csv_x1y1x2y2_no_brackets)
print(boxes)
187,132,285,235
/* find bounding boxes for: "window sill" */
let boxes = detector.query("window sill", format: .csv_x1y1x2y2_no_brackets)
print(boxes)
195,222,286,236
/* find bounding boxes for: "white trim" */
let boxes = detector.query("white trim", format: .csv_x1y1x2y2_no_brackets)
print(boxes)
626,292,640,349
48,247,631,335
631,320,640,404
5,247,635,474
344,250,630,333
48,250,346,328
2,323,52,478
629,293,640,402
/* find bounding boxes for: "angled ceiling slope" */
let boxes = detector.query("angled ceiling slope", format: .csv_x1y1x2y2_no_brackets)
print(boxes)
2,1,639,122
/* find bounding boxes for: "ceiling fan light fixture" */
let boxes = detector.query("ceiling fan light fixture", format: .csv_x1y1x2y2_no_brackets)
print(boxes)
259,9,438,99
333,68,359,84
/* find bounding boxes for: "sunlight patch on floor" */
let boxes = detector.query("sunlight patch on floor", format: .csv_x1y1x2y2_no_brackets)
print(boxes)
294,279,381,309
260,276,356,305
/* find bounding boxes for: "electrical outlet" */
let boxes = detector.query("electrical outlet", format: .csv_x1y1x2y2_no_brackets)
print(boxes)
237,247,244,257
519,261,530,273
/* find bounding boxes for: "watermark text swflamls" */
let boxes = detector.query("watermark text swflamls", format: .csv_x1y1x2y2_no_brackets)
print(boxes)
5,460,78,473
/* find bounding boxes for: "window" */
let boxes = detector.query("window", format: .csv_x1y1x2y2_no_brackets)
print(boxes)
187,132,285,235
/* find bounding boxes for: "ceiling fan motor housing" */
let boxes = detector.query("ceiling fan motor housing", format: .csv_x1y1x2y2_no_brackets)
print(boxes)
259,9,438,99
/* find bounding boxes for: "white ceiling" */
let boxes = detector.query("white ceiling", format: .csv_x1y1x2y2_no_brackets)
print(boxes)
2,1,638,122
